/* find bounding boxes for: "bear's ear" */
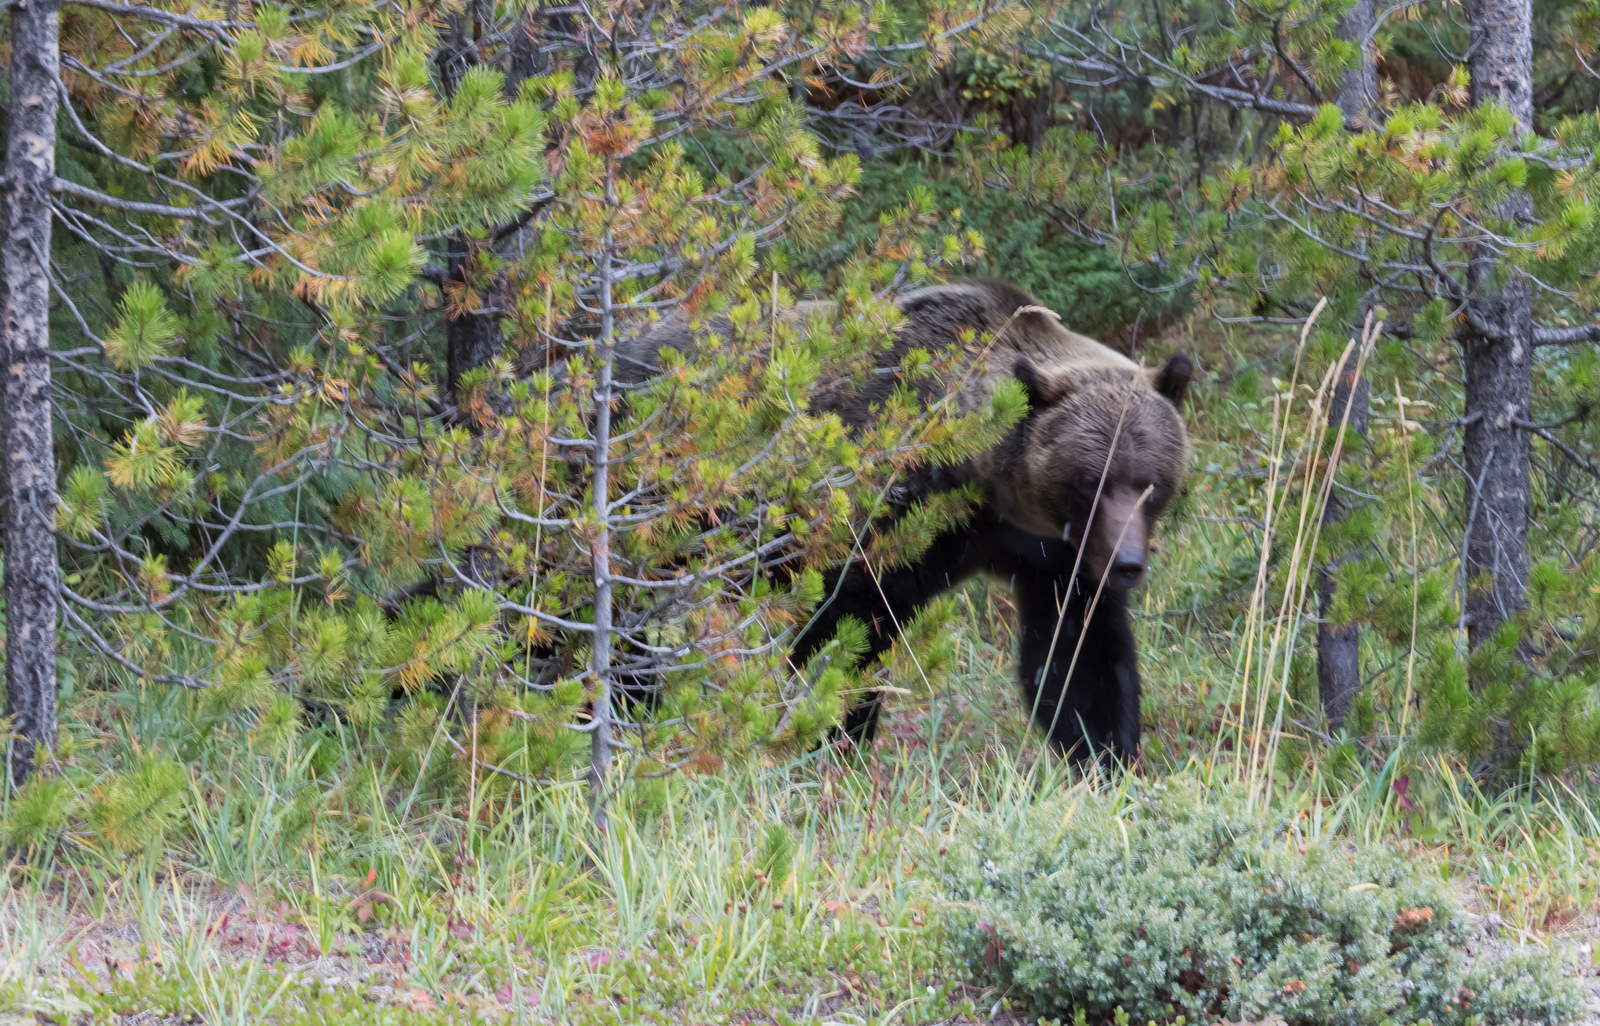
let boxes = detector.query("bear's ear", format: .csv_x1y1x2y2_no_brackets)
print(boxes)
1014,356,1074,410
1152,353,1193,410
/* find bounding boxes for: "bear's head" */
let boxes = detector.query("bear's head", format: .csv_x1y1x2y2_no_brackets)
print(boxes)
1000,353,1193,590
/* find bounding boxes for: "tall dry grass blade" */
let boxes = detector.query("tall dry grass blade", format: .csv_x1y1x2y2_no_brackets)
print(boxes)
1394,377,1422,734
1227,297,1326,780
1245,340,1351,798
1225,390,1283,777
1258,315,1381,798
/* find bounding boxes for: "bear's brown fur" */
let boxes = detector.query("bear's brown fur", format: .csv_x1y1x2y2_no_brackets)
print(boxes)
621,279,1193,763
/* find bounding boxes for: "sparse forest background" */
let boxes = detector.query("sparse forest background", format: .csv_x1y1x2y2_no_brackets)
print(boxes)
5,0,1600,1020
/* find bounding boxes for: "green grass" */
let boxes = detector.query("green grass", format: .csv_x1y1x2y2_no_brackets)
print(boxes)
0,696,1035,1024
5,637,1599,1023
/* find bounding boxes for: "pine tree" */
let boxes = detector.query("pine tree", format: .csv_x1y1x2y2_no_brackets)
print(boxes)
18,0,1007,825
10,0,560,786
442,3,1006,824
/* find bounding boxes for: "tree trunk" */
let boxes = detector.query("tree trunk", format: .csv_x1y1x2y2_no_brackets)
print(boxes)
1316,359,1370,729
1316,0,1375,730
434,12,500,409
507,8,542,86
1334,0,1377,124
440,6,547,407
444,230,504,403
2,0,62,787
587,158,616,833
1462,0,1533,650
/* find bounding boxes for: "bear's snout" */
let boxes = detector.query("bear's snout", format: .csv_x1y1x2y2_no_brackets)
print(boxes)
1089,484,1153,590
1108,549,1145,590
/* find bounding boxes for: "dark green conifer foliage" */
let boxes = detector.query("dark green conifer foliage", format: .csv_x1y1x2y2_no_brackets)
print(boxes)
4,0,1011,834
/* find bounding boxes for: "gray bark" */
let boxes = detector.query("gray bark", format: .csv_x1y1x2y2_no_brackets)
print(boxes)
587,161,616,834
1317,360,1370,729
1316,0,1375,730
1334,0,1377,124
2,0,62,786
1462,0,1533,649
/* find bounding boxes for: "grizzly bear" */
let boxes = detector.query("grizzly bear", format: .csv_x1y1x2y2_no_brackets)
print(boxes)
621,280,1192,764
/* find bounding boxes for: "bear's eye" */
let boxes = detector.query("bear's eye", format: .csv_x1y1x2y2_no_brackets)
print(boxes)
1066,474,1100,496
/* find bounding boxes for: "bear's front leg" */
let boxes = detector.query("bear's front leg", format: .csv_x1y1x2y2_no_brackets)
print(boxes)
792,523,995,747
1011,564,1142,767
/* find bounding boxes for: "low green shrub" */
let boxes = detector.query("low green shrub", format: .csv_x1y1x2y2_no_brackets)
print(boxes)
939,779,1580,1026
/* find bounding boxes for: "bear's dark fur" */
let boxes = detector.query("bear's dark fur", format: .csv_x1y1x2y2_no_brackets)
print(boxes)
621,280,1192,764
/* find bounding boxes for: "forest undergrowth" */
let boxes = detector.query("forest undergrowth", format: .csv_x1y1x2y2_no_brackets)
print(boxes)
4,314,1600,1026
3,605,1597,1026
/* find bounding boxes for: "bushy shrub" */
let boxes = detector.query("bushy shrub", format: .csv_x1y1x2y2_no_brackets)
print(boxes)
939,779,1580,1026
